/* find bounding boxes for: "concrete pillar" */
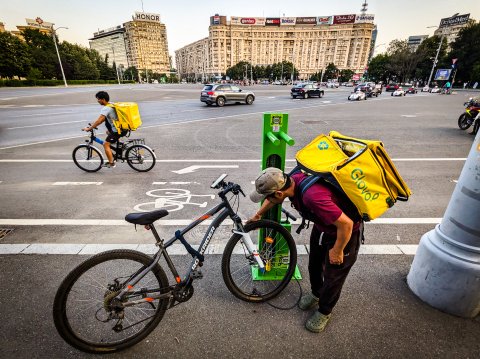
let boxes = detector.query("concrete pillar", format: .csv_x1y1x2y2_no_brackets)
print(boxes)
407,132,480,317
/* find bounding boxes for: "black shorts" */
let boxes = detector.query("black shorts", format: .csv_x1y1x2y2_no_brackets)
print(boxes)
105,130,127,143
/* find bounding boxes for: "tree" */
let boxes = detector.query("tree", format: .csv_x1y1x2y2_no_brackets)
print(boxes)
386,39,420,83
0,32,30,78
448,22,480,84
338,69,354,82
367,54,391,83
60,42,99,80
324,63,338,80
22,28,58,79
413,35,447,83
124,66,139,81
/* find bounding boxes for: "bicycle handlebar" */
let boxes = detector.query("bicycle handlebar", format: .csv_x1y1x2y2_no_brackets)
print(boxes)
211,174,245,198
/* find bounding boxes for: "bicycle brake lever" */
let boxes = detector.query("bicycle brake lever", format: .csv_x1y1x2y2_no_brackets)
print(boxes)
239,188,246,197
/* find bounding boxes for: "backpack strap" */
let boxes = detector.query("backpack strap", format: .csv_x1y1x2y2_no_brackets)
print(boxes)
294,174,320,234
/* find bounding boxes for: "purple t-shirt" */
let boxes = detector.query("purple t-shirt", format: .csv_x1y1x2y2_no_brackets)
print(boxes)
289,172,360,236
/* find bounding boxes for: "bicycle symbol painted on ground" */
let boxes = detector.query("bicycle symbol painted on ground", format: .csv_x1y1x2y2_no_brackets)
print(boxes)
133,188,215,212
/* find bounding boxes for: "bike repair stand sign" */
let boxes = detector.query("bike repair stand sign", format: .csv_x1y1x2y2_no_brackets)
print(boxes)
252,113,302,280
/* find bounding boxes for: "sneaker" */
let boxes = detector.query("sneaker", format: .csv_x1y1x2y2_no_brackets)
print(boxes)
298,292,319,311
305,311,331,333
103,162,116,168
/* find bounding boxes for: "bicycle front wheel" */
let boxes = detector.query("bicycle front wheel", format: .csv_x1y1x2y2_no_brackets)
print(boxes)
126,144,156,172
222,220,297,302
72,144,103,172
53,250,170,354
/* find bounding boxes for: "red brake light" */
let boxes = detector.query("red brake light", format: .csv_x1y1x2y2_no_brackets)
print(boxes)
207,91,214,95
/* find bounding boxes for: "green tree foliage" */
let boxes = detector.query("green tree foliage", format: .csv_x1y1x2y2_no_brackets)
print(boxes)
226,61,297,81
1,28,121,83
338,69,354,82
324,63,339,80
448,22,480,83
386,39,422,83
124,66,139,81
413,35,447,82
367,54,391,82
0,32,30,78
22,28,58,79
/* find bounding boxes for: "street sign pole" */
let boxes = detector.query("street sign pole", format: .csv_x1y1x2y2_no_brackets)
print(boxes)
407,131,480,318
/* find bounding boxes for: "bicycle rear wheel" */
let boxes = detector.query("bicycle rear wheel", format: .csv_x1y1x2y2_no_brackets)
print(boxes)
221,220,297,302
53,250,170,354
126,144,156,172
72,144,103,172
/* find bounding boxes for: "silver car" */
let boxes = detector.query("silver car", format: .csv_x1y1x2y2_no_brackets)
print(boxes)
200,84,255,107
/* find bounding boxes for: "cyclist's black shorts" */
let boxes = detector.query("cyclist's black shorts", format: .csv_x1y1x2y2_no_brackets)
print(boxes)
105,130,128,143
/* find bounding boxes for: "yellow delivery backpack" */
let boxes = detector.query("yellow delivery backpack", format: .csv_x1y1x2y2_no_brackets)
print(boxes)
106,102,142,134
294,131,412,222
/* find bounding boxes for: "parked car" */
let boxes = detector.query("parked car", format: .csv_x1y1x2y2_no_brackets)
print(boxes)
200,84,255,107
348,90,367,101
291,83,324,99
421,86,430,92
385,83,399,92
391,87,406,96
326,82,339,88
406,86,418,94
345,82,354,87
430,86,441,93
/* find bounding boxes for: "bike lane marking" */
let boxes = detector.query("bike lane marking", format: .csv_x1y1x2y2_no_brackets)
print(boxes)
0,243,418,256
53,182,103,186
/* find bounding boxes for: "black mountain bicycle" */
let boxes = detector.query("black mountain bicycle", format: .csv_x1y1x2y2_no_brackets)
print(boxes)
53,174,297,354
72,126,156,172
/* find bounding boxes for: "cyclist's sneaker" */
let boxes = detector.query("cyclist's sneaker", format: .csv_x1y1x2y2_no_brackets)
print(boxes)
103,162,116,168
298,292,319,310
305,312,331,333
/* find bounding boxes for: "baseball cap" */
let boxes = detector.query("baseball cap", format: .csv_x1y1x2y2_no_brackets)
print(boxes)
250,167,288,203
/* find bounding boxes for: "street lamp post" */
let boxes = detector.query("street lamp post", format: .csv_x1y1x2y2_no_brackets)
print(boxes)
51,26,68,87
426,14,458,88
111,44,121,85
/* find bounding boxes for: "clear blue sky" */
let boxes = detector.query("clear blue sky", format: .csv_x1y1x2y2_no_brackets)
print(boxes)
2,0,479,57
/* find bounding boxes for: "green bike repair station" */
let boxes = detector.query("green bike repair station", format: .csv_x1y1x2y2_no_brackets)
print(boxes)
253,113,302,281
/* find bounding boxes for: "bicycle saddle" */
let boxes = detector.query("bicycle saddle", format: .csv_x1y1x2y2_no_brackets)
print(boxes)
125,209,169,225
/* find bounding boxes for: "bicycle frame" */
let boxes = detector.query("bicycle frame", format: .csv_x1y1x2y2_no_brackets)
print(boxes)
114,188,262,305
84,129,141,162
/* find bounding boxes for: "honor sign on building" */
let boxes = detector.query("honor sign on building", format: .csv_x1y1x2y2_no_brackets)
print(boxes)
175,14,375,80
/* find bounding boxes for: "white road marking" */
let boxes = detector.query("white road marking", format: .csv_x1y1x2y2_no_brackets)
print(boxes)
0,158,467,163
7,119,84,130
0,218,441,226
53,182,103,186
172,165,239,174
401,115,417,118
0,243,418,256
152,181,199,185
23,105,45,107
10,111,74,118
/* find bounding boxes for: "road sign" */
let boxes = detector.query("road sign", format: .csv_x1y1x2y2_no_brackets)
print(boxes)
434,69,451,81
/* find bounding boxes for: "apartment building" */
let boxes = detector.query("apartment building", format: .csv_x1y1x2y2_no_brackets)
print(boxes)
123,12,171,74
89,26,129,69
175,14,375,80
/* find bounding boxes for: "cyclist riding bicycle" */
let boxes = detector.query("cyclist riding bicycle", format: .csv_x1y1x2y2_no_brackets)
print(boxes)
443,81,451,94
82,91,127,168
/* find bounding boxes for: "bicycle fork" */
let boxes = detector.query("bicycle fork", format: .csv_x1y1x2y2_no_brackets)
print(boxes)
232,230,266,272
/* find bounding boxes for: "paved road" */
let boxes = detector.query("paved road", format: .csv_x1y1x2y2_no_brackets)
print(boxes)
0,84,478,357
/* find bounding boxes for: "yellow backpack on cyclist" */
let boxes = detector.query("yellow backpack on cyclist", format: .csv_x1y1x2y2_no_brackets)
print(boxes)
106,102,142,134
295,131,412,222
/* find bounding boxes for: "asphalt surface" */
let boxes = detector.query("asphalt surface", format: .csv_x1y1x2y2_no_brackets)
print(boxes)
0,84,479,358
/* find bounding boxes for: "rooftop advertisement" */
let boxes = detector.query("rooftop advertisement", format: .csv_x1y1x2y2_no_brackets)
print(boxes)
317,16,333,25
355,14,375,23
25,17,54,29
439,14,470,28
231,16,266,26
134,12,161,23
296,17,317,25
228,14,374,27
333,14,356,24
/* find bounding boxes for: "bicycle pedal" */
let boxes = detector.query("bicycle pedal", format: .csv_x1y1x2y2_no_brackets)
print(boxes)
190,270,203,279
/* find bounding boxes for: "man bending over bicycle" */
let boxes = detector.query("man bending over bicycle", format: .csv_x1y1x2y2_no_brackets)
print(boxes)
82,91,127,168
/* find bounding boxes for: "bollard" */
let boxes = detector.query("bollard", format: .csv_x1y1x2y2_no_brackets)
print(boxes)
253,113,301,280
407,132,480,318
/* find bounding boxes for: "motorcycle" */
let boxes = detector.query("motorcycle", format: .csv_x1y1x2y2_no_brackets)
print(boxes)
458,97,480,135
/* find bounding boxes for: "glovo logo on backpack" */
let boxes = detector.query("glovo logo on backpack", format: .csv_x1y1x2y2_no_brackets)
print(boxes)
350,168,380,201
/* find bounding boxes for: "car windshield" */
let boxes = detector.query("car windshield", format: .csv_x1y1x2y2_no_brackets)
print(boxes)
294,84,306,88
202,85,213,91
